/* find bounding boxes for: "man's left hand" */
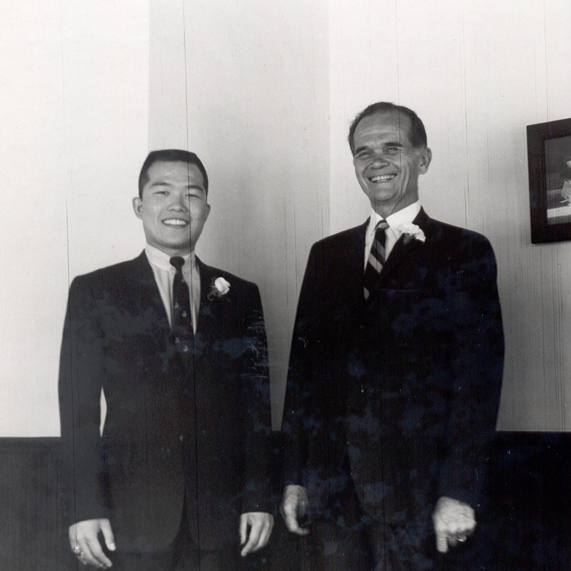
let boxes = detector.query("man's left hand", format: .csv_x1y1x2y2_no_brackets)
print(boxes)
239,512,274,556
432,496,476,553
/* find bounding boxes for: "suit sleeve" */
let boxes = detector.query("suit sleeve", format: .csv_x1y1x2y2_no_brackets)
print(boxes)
437,236,505,510
58,276,111,526
281,244,320,487
241,283,273,514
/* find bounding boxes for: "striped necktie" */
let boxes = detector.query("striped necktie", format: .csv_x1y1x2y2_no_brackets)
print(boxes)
364,220,389,300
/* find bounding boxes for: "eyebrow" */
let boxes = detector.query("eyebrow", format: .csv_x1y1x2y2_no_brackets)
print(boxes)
354,141,404,154
149,181,205,191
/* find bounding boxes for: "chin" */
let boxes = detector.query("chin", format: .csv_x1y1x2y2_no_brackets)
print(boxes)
162,243,191,254
370,189,399,203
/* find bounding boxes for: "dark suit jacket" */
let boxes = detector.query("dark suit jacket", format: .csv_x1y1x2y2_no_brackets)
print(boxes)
282,209,504,532
59,252,271,553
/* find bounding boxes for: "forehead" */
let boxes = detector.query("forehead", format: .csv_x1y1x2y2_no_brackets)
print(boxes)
353,111,414,148
145,160,205,187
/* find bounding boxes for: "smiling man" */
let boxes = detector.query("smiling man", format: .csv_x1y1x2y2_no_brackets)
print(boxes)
59,150,273,570
280,103,504,570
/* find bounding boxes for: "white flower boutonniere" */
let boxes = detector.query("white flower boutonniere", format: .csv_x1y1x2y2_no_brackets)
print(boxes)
398,223,426,245
208,277,231,300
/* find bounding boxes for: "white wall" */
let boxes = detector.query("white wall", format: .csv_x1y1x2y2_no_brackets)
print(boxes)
149,0,571,431
149,0,330,428
2,0,570,435
327,0,571,431
0,1,149,436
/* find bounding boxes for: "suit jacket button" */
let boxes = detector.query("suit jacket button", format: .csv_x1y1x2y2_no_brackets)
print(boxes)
183,345,189,352
179,434,184,442
174,337,180,344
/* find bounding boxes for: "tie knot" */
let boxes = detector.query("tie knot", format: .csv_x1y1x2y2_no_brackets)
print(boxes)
373,220,389,249
170,256,185,272
375,220,389,239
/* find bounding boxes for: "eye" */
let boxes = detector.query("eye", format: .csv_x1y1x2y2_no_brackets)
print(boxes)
384,147,400,155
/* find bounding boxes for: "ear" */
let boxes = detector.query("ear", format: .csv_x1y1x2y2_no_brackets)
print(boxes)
419,148,432,174
132,197,143,220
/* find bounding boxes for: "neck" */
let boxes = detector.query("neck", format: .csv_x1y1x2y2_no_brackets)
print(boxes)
146,243,193,259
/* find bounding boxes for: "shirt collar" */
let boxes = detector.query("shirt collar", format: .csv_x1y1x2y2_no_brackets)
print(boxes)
145,244,195,272
369,201,421,235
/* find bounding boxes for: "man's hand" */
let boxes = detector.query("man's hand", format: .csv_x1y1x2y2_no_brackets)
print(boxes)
239,512,274,557
280,484,310,536
432,497,476,553
69,519,116,568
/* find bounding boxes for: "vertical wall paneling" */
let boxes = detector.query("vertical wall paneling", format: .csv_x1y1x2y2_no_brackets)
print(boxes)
328,0,571,432
2,0,570,438
148,0,571,431
149,0,330,427
0,1,149,437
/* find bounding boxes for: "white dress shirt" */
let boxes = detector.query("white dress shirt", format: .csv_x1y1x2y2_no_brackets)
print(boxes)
364,201,422,269
145,244,201,333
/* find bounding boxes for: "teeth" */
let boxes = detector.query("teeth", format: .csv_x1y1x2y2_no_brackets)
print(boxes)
163,219,188,226
370,174,396,183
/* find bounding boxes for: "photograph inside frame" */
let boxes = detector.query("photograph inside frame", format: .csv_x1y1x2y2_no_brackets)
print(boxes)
545,135,571,225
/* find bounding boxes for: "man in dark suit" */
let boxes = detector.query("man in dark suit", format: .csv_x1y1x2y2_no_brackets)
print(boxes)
59,149,274,570
280,103,504,570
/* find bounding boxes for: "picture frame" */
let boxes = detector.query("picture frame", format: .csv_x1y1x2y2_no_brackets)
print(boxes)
527,117,571,243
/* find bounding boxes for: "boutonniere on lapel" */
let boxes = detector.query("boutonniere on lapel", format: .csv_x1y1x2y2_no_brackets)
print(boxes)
398,223,426,245
208,277,231,301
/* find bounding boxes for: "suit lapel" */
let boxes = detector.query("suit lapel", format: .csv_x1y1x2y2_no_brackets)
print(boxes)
371,208,430,289
131,251,172,335
196,258,214,328
193,258,219,360
379,236,422,281
342,221,368,312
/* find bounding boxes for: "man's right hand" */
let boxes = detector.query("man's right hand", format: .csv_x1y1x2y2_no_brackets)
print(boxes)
280,485,310,536
69,519,116,569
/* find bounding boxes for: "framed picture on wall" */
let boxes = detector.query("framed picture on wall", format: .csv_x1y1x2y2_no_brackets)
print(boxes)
527,117,571,243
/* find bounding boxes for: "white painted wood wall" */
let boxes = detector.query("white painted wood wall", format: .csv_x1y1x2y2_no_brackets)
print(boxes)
149,0,571,431
1,0,569,434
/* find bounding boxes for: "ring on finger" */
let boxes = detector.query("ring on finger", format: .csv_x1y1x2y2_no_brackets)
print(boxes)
72,545,83,556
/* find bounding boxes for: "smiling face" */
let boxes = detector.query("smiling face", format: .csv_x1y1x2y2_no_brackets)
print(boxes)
352,110,431,218
132,160,210,256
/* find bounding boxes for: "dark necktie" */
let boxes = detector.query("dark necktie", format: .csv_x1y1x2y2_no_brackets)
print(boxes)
170,256,194,344
363,220,389,300
169,259,198,529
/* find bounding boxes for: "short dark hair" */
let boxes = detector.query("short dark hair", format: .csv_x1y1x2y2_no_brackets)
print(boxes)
348,102,427,155
138,149,209,198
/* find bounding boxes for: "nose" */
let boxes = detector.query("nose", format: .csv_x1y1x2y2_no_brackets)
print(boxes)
369,153,389,168
168,192,189,210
